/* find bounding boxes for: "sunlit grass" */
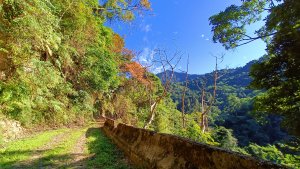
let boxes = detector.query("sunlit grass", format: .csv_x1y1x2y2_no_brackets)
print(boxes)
0,128,67,168
86,128,132,169
39,128,87,166
0,126,135,169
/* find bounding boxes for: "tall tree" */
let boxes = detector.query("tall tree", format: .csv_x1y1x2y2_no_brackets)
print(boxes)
143,49,181,129
209,0,300,136
195,55,222,133
181,55,189,128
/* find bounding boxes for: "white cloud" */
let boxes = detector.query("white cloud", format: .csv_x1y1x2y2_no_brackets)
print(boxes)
139,47,155,66
201,34,205,38
141,24,151,32
138,47,167,74
152,66,164,74
205,38,209,41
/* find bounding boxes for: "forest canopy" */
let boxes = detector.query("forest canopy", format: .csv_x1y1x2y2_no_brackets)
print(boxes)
210,0,300,136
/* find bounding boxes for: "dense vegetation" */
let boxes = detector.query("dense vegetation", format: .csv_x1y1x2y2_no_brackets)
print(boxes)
158,60,299,167
209,0,300,167
0,0,183,144
210,0,300,136
0,0,152,127
0,0,299,168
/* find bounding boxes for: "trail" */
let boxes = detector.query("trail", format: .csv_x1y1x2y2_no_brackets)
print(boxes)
68,133,88,169
13,129,71,168
0,120,131,169
68,119,106,168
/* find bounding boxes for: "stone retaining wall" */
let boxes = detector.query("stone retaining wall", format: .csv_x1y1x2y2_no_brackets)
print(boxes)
102,118,286,169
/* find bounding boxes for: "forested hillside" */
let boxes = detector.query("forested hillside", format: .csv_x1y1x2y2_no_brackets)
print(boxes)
0,0,299,168
157,59,299,167
0,0,154,127
0,0,184,146
158,60,289,145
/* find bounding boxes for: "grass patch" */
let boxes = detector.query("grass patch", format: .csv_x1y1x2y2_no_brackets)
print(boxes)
0,127,3,148
86,128,132,169
38,128,86,166
0,126,134,169
0,128,67,168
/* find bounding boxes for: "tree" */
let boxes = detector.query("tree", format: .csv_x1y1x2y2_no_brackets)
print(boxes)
181,55,189,128
210,0,300,136
0,0,131,126
195,55,223,133
143,49,181,129
212,126,238,149
225,94,242,115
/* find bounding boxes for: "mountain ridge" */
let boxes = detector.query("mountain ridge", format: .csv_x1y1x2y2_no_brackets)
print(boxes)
157,58,288,146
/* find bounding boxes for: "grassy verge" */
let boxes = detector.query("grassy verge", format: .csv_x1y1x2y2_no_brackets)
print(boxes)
86,128,132,169
0,127,3,148
0,128,67,168
0,126,135,169
38,128,87,167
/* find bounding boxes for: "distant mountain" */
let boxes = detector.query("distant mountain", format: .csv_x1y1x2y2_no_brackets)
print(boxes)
157,59,255,87
157,60,257,112
157,59,288,146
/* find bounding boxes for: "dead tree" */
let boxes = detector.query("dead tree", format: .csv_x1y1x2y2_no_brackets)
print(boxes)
143,49,181,129
195,54,224,133
181,55,189,128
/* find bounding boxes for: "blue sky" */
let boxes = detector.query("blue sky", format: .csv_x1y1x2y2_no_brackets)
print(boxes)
108,0,267,74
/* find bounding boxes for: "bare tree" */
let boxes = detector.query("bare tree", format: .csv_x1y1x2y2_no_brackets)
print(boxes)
195,54,224,133
181,55,189,128
143,49,181,129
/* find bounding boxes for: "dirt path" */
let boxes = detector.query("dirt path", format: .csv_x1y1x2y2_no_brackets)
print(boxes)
67,121,106,169
1,121,132,169
67,133,89,169
12,129,71,168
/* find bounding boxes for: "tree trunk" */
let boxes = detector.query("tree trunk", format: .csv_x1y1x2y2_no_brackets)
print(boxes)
144,102,157,129
181,87,187,128
200,88,206,130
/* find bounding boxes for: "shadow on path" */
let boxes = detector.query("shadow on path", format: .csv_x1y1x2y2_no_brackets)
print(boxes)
1,127,133,169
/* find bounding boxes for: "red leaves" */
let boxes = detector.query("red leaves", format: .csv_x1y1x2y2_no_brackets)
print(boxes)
122,62,150,86
111,34,125,54
111,33,151,86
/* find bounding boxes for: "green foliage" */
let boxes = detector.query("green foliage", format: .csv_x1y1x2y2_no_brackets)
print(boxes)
154,98,182,134
210,0,300,136
82,45,120,92
98,0,151,21
0,126,3,147
173,113,218,146
0,0,121,127
162,62,289,147
159,60,300,167
0,59,90,126
209,0,266,49
212,126,238,149
0,0,61,66
86,128,131,169
0,128,67,168
245,143,300,168
184,123,217,146
250,0,300,135
0,0,298,167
